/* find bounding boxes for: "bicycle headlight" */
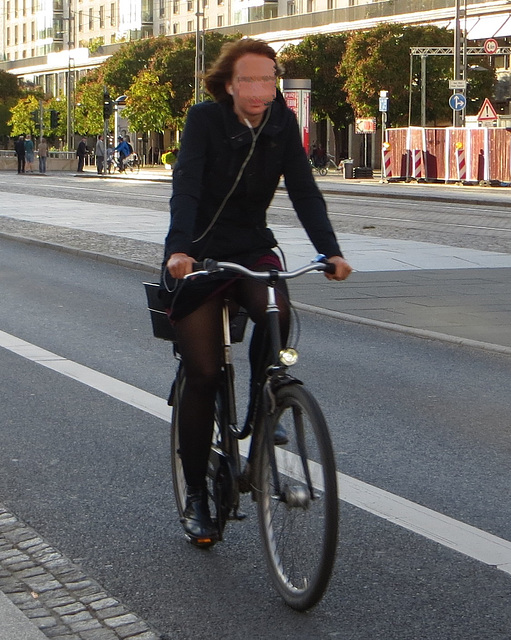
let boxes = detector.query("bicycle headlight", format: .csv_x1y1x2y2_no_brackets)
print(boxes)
279,348,299,366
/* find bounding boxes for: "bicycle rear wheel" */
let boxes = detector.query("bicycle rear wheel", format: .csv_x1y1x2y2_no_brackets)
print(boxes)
257,383,338,611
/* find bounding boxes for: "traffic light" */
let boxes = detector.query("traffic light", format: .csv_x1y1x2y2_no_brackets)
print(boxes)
30,110,39,124
50,109,59,128
103,92,114,119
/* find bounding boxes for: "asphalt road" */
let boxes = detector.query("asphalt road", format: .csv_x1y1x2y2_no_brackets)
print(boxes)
2,238,511,639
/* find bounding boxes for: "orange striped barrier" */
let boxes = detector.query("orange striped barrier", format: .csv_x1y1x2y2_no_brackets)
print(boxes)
455,144,466,182
382,142,392,180
412,149,424,180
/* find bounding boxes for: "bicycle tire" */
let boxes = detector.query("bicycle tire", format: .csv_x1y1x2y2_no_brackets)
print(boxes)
256,383,338,611
170,368,239,542
318,167,328,176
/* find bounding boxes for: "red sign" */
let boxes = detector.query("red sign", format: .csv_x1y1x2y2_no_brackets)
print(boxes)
484,38,499,54
477,98,498,121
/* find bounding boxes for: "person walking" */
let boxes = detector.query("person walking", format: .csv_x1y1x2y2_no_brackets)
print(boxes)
24,134,35,173
14,135,26,174
76,137,88,173
38,138,48,174
95,135,105,175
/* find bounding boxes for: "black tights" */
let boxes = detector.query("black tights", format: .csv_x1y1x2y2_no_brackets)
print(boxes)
175,276,290,489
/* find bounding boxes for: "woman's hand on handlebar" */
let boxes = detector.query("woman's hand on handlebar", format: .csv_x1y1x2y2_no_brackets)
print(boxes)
166,253,196,279
325,256,352,281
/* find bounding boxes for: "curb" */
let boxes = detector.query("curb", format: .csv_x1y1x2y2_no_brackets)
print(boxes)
2,230,510,356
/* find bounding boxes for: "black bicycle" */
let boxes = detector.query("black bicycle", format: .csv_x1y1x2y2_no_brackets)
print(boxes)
144,257,339,611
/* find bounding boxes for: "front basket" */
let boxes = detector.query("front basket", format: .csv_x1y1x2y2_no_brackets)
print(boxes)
143,282,176,341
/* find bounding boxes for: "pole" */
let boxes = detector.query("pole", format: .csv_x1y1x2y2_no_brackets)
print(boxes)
421,54,427,127
453,0,462,127
194,0,205,104
39,99,44,143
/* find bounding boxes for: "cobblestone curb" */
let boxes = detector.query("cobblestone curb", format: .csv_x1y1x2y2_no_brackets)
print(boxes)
0,505,163,640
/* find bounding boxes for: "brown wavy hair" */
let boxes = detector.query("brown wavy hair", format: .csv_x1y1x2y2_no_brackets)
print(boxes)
204,38,283,103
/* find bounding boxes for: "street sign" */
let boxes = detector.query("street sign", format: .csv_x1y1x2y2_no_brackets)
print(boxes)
449,79,467,89
484,38,499,54
378,97,388,112
449,93,466,111
477,98,498,121
355,118,377,134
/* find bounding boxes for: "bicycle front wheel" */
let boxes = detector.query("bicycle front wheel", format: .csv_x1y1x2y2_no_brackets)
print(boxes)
257,383,338,611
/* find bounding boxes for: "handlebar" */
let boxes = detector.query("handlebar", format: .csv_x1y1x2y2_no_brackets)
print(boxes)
184,255,335,281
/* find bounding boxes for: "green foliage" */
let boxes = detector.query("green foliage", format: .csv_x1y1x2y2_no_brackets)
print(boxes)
0,70,21,101
75,80,107,135
0,70,22,137
8,95,40,136
278,33,351,129
102,36,170,96
339,23,494,126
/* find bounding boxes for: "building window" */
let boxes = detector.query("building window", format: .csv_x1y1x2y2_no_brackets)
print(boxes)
173,0,179,13
159,0,165,17
99,5,104,27
217,14,223,26
173,22,179,33
6,0,10,17
110,3,115,25
287,0,295,14
22,23,26,42
306,0,314,11
203,16,208,28
327,0,333,8
89,7,93,29
31,21,35,39
187,0,193,10
6,27,10,45
78,10,83,30
187,19,193,31
22,0,26,16
15,25,18,44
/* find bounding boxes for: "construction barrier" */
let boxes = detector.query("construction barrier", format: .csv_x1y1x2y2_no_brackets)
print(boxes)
386,127,511,185
382,142,392,180
412,148,425,180
455,144,467,182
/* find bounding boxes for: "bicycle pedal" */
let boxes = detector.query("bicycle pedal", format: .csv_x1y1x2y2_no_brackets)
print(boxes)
185,534,217,549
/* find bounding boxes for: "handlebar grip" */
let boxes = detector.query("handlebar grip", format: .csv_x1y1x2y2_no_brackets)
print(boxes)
323,262,336,275
192,258,218,273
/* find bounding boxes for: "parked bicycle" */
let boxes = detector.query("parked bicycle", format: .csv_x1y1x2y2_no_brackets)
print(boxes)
325,153,342,173
309,158,328,176
144,256,339,611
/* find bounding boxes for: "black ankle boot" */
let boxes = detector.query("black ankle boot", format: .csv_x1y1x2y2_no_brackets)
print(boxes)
181,487,217,544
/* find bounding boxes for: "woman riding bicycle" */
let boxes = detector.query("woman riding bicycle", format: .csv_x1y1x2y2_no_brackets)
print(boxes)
160,38,352,543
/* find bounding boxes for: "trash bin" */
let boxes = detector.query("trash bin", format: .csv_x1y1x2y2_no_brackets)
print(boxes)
342,159,354,179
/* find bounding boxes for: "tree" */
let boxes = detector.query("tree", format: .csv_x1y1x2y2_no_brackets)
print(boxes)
0,69,21,140
123,68,175,133
102,36,171,97
339,23,495,126
278,33,351,157
75,76,108,135
7,95,41,137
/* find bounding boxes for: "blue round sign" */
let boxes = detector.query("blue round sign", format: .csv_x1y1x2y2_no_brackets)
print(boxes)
449,93,467,111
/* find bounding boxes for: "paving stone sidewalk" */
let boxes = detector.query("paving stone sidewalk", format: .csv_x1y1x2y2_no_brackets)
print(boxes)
0,506,163,640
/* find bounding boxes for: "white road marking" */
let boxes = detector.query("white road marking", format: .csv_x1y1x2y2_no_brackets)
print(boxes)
1,328,511,576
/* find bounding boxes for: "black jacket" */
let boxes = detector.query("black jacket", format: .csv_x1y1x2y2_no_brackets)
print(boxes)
14,139,25,158
163,92,342,265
